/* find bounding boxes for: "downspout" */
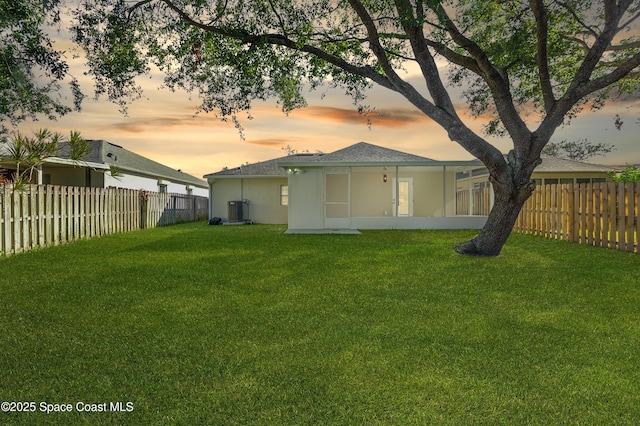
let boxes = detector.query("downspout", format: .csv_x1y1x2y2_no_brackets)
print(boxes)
208,179,214,219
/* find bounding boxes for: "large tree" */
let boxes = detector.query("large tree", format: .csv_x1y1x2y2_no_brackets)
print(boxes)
0,0,83,131
71,0,640,256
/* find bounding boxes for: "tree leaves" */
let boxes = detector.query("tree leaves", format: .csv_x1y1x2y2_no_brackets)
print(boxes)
69,0,639,157
0,0,83,130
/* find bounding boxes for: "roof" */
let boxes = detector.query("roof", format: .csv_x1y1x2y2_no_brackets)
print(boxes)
535,155,615,173
56,140,207,187
204,153,323,178
205,142,482,178
282,142,437,164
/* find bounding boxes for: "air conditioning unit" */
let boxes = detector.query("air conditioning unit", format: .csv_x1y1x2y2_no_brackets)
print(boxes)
227,200,243,222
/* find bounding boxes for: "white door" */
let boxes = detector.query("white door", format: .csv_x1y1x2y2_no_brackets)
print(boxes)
393,178,413,217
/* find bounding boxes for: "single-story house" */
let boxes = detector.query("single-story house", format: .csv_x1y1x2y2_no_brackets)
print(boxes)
1,139,208,196
456,155,616,191
204,142,488,232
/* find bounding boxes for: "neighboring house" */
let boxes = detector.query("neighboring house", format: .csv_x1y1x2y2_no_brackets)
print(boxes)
0,139,208,196
204,142,487,232
456,155,615,191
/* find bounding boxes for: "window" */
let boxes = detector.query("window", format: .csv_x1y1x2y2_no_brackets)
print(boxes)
280,185,288,206
472,168,489,177
158,184,167,193
560,178,574,184
576,178,591,184
544,178,559,185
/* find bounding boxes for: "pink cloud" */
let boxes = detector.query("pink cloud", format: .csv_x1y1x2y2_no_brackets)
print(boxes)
295,106,437,127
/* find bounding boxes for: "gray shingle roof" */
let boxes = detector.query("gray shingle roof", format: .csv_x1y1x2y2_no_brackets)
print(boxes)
286,142,436,164
536,155,615,173
56,140,207,187
206,142,447,178
204,153,324,178
281,142,484,168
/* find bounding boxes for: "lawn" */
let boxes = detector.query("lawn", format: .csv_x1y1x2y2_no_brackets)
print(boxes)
1,222,639,424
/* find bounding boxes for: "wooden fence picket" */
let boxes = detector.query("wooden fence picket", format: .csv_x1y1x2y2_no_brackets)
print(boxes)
2,186,10,253
512,182,638,253
0,184,208,256
625,182,635,252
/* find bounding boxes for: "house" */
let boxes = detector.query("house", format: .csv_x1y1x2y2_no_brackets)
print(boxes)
0,139,208,196
204,142,487,232
456,155,615,191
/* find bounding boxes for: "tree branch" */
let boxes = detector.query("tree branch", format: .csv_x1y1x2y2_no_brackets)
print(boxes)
539,50,640,146
556,0,599,38
530,0,555,113
619,8,640,30
567,0,632,91
434,2,530,146
393,0,458,116
266,0,288,38
127,0,153,21
159,0,396,91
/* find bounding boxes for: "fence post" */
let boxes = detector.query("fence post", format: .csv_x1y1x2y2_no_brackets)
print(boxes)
633,182,640,253
2,186,10,254
617,182,625,251
625,182,635,252
12,187,21,253
565,184,573,242
139,191,148,229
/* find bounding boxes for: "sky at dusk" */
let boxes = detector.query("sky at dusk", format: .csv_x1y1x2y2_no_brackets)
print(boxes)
13,38,640,182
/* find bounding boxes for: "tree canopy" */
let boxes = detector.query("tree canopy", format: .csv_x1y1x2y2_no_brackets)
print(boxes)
0,0,84,132
71,0,640,255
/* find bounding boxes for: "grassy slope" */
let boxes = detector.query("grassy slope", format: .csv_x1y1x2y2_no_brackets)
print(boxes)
1,223,639,424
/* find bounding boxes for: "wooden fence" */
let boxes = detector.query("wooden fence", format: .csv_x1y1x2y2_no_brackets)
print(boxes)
1,184,208,255
456,187,492,216
514,183,639,253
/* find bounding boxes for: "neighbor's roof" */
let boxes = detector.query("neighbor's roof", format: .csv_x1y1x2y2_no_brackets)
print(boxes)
535,155,615,173
55,140,207,187
461,155,616,177
205,142,482,178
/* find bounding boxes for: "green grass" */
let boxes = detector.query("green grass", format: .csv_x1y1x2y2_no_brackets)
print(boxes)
1,222,639,424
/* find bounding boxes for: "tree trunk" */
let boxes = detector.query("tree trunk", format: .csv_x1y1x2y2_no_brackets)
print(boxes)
455,180,534,256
